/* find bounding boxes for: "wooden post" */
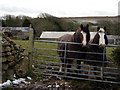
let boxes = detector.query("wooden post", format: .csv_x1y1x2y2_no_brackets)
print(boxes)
28,25,34,73
114,38,116,45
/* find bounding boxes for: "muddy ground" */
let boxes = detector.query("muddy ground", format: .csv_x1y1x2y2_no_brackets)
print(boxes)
2,75,120,90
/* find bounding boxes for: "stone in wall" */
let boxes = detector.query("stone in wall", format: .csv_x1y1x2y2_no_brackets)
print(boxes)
15,56,29,77
2,64,8,71
7,56,14,62
7,69,14,80
2,57,7,62
8,61,16,67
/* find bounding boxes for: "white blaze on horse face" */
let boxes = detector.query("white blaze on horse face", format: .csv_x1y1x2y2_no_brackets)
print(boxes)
98,28,105,45
81,31,87,46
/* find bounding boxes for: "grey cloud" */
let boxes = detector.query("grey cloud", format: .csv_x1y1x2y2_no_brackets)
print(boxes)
118,1,120,15
0,5,40,14
94,10,115,16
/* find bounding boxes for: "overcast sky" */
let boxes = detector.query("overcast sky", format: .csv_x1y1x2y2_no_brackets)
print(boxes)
0,0,120,17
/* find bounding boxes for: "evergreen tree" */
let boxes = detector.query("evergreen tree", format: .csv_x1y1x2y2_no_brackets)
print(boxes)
22,19,36,38
2,20,6,27
22,19,31,27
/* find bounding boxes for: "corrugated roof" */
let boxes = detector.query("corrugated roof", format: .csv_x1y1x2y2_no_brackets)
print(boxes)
40,31,97,40
40,31,74,39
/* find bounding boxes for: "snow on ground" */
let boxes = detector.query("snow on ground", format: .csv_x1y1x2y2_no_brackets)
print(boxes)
0,80,12,88
27,77,32,80
0,76,32,88
47,81,71,88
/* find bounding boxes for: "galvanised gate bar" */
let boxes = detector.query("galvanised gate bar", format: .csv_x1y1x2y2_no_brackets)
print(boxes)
32,40,120,84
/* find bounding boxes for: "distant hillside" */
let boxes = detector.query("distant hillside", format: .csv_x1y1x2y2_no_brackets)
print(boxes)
2,14,119,37
61,16,118,24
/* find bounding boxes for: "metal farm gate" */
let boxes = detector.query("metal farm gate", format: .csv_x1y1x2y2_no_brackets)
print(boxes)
31,39,120,84
28,28,120,84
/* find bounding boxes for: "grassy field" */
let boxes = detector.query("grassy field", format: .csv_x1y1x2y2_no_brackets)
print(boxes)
13,40,116,68
12,40,58,55
13,40,115,59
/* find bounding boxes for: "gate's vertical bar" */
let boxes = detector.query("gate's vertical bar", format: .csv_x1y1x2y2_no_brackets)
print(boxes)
0,20,2,83
118,2,120,77
64,42,67,74
28,24,34,73
102,46,106,80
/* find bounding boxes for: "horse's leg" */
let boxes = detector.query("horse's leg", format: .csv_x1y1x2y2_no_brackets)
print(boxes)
88,65,91,79
93,67,97,79
59,65,62,72
100,67,103,80
88,65,96,79
59,58,63,72
59,58,65,74
87,65,97,79
77,60,81,73
66,59,72,72
93,67,104,80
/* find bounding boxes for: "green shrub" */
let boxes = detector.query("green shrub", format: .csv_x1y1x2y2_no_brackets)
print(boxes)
112,47,120,66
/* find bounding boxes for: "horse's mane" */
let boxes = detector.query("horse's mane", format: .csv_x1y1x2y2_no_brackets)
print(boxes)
72,28,90,43
72,29,82,43
92,33,100,44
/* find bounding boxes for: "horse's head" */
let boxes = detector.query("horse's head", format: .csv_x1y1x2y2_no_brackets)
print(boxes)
74,24,90,47
94,26,108,47
80,24,90,47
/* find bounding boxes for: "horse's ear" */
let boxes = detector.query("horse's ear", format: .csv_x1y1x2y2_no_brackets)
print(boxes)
73,30,81,42
73,32,76,41
104,27,106,31
97,26,100,31
80,24,83,30
86,24,89,28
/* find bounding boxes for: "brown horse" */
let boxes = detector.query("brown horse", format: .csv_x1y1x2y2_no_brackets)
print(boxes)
57,24,90,73
85,26,108,79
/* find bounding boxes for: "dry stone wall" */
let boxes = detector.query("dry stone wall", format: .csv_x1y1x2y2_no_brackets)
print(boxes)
2,33,29,82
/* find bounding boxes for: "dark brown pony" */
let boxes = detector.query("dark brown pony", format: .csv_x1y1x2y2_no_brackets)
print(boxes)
85,26,108,79
57,24,90,73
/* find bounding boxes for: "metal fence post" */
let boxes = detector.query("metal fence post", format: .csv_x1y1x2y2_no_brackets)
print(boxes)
28,25,34,73
64,43,67,74
102,46,106,80
0,24,2,83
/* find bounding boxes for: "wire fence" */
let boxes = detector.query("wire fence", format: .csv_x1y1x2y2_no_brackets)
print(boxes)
32,40,120,84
